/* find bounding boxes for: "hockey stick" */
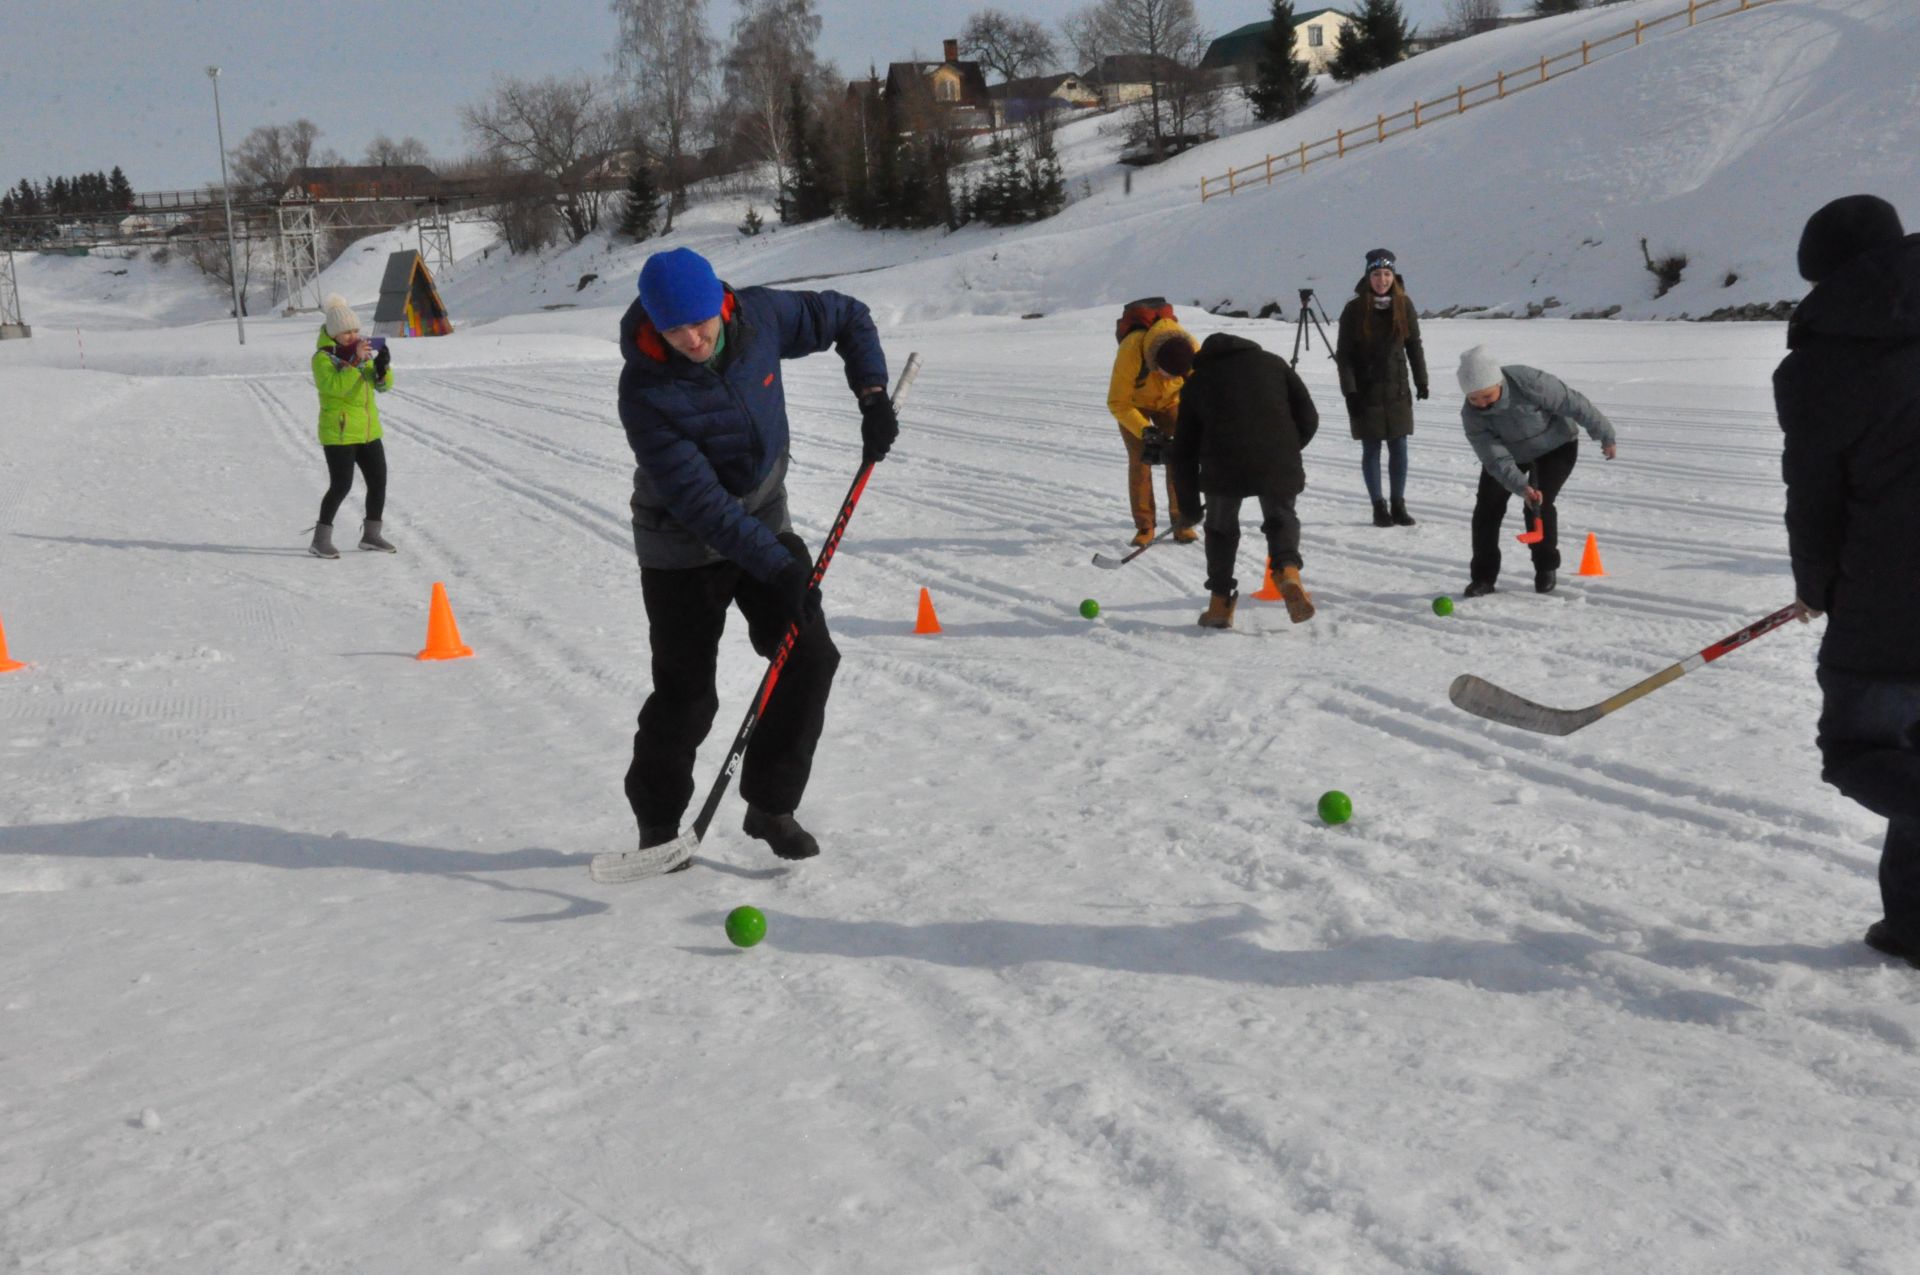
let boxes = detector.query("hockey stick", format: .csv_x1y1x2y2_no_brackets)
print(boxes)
591,352,923,883
1448,602,1799,736
1092,527,1178,569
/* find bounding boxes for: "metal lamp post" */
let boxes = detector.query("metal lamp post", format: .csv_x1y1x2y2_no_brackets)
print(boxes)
206,66,246,344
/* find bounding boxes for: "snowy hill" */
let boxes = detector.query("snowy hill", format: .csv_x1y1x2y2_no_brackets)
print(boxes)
6,1,1920,1271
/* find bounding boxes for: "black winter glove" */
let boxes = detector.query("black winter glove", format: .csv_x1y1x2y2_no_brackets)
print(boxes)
859,391,898,464
1416,383,1430,401
372,347,391,378
770,560,821,632
1139,424,1167,466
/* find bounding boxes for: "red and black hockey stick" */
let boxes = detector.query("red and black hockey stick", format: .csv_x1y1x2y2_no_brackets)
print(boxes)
1449,603,1800,736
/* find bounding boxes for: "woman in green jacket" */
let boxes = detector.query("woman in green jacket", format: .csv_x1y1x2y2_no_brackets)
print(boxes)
310,293,396,558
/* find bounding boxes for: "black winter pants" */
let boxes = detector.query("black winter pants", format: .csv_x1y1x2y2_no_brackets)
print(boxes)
1470,439,1577,585
1817,668,1920,944
1203,493,1301,596
318,439,387,525
624,532,841,833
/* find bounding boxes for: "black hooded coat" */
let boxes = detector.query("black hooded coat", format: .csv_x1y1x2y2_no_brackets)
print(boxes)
1171,333,1318,510
1774,233,1920,674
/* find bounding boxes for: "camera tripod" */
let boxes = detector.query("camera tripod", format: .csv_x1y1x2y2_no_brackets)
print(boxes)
1289,287,1337,369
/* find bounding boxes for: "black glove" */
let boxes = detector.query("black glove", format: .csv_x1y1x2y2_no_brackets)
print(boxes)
1140,424,1167,466
859,391,898,464
372,347,391,378
1416,383,1430,401
769,539,822,632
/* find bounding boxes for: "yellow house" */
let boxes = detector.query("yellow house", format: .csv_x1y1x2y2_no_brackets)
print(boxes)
1200,7,1356,78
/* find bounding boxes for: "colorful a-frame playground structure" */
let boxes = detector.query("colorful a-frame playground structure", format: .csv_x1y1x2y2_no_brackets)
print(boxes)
372,250,453,337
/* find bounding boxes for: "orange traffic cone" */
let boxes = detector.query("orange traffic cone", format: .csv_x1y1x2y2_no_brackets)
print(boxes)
1252,559,1283,601
417,582,475,661
913,587,942,635
0,610,25,673
1577,533,1607,577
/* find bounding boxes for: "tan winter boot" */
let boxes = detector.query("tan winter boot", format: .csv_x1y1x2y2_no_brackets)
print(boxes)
1198,591,1237,629
1279,566,1315,624
1130,528,1154,547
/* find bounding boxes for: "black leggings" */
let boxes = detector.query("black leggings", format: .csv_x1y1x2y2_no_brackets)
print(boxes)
319,440,387,525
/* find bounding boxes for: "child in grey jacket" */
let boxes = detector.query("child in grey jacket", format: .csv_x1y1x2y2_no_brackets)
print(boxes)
1456,347,1618,595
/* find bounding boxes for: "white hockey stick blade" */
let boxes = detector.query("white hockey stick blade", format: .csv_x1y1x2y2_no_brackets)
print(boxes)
590,831,698,883
1091,552,1130,569
1448,674,1607,737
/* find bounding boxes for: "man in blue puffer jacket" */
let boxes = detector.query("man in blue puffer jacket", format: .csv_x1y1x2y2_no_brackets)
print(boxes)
617,247,896,864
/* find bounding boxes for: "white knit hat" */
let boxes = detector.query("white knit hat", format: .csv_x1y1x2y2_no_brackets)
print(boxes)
321,294,361,337
1457,345,1503,395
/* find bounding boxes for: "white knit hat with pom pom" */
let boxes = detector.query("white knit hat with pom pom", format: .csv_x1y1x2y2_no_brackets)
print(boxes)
321,294,361,337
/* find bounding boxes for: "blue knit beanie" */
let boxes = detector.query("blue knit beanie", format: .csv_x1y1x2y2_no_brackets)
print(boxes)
638,248,724,330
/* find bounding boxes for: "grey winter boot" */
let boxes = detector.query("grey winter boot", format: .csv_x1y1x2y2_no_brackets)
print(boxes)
308,523,339,559
358,519,397,553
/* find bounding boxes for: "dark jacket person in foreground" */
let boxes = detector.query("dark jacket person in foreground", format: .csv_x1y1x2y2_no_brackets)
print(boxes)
1171,332,1320,629
1775,193,1920,967
616,248,895,865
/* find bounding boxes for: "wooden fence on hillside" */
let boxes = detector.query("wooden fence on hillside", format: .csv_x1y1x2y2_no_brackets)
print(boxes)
1199,0,1782,203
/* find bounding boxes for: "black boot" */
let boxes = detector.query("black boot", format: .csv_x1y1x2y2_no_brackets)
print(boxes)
1371,499,1393,528
1535,569,1557,594
743,805,820,861
1390,499,1416,527
1867,921,1920,968
1464,580,1496,598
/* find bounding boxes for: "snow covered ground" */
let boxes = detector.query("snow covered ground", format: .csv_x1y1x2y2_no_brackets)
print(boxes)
5,303,1917,1273
6,0,1920,1268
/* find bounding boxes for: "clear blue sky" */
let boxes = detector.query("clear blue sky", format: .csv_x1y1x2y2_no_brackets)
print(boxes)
1,0,1470,192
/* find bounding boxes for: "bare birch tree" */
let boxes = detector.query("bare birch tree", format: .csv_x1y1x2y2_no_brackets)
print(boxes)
611,0,716,231
460,74,632,243
961,10,1060,83
719,0,823,197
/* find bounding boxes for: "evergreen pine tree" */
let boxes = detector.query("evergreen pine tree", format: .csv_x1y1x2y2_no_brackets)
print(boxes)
780,80,837,225
109,167,134,211
617,160,661,241
1330,0,1413,82
974,134,1021,225
1248,0,1317,122
1020,134,1066,222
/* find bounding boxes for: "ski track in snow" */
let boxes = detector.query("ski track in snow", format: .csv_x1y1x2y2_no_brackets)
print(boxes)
9,308,1920,1273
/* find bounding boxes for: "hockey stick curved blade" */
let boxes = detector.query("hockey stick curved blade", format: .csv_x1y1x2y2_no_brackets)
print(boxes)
590,831,696,883
1448,674,1606,736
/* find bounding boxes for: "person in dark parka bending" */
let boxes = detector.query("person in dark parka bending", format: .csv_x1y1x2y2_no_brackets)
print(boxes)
1171,332,1320,629
617,247,895,867
1775,193,1920,968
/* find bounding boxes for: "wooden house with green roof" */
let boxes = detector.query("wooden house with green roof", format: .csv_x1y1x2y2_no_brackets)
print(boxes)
1201,7,1353,78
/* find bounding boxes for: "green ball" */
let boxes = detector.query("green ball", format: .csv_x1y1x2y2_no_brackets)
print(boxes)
1317,790,1353,825
1432,596,1454,616
725,905,767,948
1079,598,1100,619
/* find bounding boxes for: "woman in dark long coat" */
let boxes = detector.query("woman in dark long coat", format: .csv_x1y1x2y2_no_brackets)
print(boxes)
1335,248,1429,527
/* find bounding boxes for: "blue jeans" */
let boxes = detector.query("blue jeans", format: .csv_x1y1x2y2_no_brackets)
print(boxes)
1360,436,1409,503
1816,667,1920,942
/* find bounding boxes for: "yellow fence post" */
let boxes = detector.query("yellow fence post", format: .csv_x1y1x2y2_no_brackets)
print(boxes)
1689,0,1697,24
1497,70,1506,99
1337,127,1346,158
1457,84,1466,115
1413,101,1422,129
1540,54,1549,83
1376,113,1386,143
1635,19,1644,44
1298,140,1309,173
1265,153,1274,185
1582,39,1590,66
